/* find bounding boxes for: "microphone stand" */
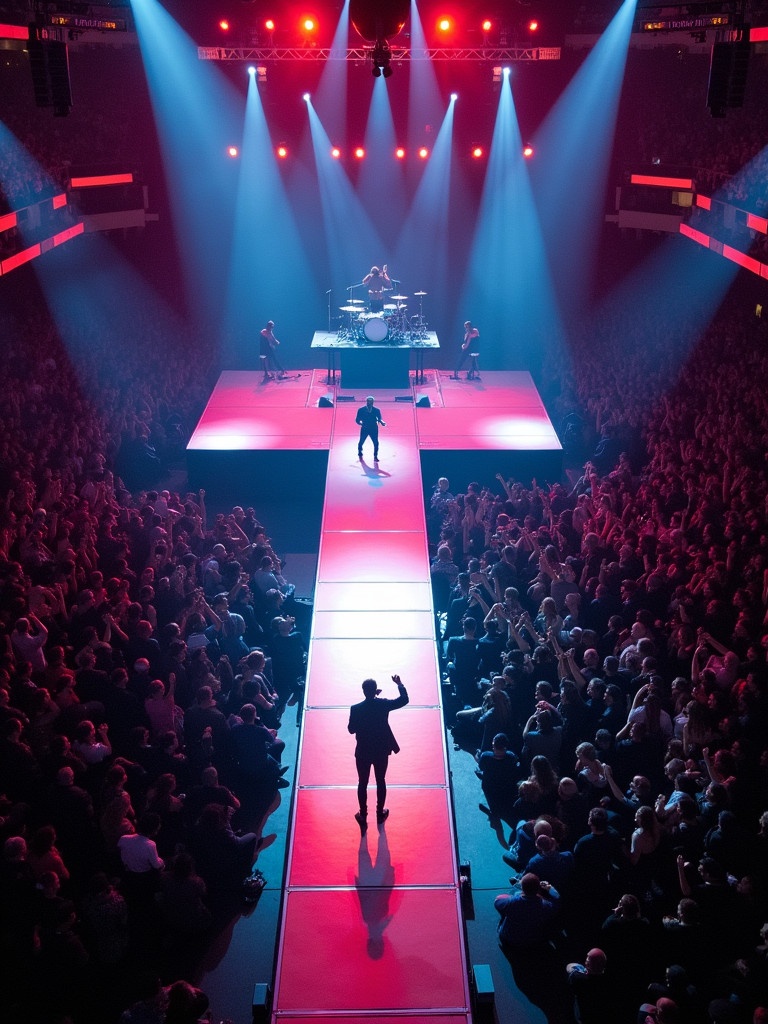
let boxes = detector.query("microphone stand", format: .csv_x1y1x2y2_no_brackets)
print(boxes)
327,289,332,333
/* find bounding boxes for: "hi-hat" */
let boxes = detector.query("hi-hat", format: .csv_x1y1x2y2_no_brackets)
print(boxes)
391,294,408,300
339,305,358,312
414,290,427,296
350,299,364,304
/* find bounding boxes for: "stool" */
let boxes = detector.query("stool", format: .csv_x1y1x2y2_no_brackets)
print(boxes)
468,352,480,379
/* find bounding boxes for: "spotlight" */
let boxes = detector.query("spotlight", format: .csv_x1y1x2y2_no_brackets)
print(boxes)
276,144,288,158
331,146,341,158
247,65,256,75
437,16,453,33
395,147,406,159
527,19,539,32
418,146,429,159
354,147,365,159
219,19,230,32
302,92,310,101
227,146,239,158
450,92,458,101
471,144,484,159
492,66,502,83
523,144,534,158
503,66,511,76
264,18,275,32
481,18,492,32
303,17,316,32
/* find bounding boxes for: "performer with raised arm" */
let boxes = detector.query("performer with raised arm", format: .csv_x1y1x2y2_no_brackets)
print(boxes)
348,674,409,829
363,264,392,313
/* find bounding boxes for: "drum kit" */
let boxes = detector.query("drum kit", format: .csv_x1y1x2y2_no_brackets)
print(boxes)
337,291,429,343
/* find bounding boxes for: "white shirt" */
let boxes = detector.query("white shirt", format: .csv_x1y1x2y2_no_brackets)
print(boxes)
118,833,164,873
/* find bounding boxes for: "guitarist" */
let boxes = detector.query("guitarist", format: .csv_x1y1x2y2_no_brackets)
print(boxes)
259,320,287,381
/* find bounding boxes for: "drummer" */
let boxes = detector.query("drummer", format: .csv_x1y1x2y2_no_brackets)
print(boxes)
363,264,392,313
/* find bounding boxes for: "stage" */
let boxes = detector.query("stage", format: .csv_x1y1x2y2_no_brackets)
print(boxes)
186,369,563,503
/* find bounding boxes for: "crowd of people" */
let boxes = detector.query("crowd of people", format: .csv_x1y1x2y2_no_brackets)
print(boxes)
429,301,768,1022
0,284,307,1023
0,463,307,1023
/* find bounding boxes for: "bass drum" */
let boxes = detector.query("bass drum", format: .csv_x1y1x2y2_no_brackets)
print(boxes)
363,315,388,342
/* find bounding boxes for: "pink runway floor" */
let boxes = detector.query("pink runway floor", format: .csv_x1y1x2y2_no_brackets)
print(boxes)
272,400,470,1022
185,370,562,1021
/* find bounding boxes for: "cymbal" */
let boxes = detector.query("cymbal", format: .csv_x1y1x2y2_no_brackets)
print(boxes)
391,294,408,300
414,290,427,296
350,299,365,304
339,305,359,312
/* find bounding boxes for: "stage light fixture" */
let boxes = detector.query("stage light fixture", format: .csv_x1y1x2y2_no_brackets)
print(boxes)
395,147,405,159
481,18,492,32
331,146,341,158
257,66,267,83
371,38,392,78
303,92,310,101
528,19,539,32
350,0,407,78
450,92,458,101
503,66,511,77
227,145,239,158
471,144,484,158
437,16,453,33
492,65,502,83
418,146,429,159
247,65,256,75
219,19,230,32
276,144,288,158
264,18,275,32
354,146,366,159
303,17,317,32
523,144,534,158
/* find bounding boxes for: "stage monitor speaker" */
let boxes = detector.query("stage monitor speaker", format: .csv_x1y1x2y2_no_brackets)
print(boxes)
318,394,334,407
416,394,431,407
252,983,271,1023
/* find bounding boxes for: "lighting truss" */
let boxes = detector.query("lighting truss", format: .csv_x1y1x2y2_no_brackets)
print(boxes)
197,45,561,63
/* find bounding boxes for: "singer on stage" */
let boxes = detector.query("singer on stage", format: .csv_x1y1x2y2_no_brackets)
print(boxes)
356,396,386,461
